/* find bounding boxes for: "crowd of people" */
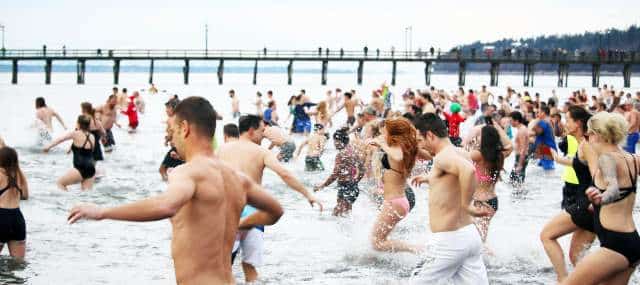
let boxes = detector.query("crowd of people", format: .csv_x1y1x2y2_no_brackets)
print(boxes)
1,81,640,284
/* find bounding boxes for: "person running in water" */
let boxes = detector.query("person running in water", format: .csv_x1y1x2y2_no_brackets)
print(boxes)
121,96,139,133
334,92,358,126
96,95,119,153
470,120,512,244
410,113,490,284
314,128,366,216
34,97,67,144
0,147,29,259
43,115,96,190
368,118,420,253
541,106,596,282
81,103,105,170
295,124,328,172
531,106,557,170
262,122,296,163
230,89,240,119
564,112,640,285
509,111,530,188
623,101,640,153
159,98,183,181
216,114,322,282
67,97,284,285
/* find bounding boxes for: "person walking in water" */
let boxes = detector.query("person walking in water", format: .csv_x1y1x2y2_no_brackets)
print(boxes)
314,128,365,216
368,118,419,253
411,113,490,284
43,115,96,191
0,147,29,259
295,124,328,172
541,106,596,282
67,97,284,285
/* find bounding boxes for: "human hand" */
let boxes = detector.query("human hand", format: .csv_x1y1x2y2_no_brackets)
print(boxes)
68,203,104,224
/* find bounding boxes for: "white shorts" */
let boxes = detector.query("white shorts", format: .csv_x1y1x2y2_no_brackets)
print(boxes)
411,224,488,285
232,228,264,267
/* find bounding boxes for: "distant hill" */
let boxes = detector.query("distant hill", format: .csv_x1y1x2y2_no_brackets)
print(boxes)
434,25,640,73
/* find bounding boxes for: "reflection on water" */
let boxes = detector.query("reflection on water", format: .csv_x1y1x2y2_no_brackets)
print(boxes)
0,73,638,284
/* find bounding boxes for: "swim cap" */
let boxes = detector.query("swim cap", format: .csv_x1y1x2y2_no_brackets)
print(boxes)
450,102,462,113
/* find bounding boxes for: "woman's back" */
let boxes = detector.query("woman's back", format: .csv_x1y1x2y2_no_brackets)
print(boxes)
594,152,638,232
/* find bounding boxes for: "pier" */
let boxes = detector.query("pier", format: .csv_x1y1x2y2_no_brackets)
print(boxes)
1,49,638,87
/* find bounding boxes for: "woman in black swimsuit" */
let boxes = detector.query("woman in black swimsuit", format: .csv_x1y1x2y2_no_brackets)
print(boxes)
564,112,640,284
0,146,29,258
541,106,597,282
44,115,96,191
81,102,105,163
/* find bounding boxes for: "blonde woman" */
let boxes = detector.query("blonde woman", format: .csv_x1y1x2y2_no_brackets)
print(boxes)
564,112,640,285
315,101,332,128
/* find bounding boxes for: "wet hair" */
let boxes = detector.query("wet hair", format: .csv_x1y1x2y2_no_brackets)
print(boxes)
568,106,592,134
223,123,239,138
287,96,296,106
268,101,276,108
344,92,353,99
81,102,95,117
414,113,448,138
385,118,418,175
174,96,217,138
239,114,262,134
0,146,23,196
480,126,504,176
112,87,118,92
77,115,91,131
333,128,349,148
35,97,46,108
587,112,628,145
256,92,262,97
122,88,127,93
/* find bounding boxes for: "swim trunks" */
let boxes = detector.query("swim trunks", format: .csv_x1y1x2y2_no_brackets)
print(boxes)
278,141,296,163
305,156,324,172
337,181,359,204
0,208,26,243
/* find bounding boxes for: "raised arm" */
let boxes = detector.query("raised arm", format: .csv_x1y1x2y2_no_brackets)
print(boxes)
239,176,284,230
68,166,195,223
264,150,322,210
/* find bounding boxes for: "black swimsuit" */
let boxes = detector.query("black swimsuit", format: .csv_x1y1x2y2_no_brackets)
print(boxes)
0,179,26,243
72,132,96,179
564,156,595,232
593,154,640,267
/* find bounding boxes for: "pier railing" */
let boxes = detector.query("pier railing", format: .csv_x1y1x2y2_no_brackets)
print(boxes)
0,49,637,87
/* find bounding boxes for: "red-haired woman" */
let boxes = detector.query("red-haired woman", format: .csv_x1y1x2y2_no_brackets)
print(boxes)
368,118,419,253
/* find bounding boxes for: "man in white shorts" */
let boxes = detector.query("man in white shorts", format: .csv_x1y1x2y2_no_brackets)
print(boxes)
411,113,491,284
232,205,265,282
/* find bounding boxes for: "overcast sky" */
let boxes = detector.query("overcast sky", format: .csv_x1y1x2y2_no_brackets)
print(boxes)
2,0,639,51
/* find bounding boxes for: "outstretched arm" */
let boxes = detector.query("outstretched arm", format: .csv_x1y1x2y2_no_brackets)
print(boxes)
68,166,195,223
264,151,322,210
317,154,342,190
44,131,74,152
239,176,284,230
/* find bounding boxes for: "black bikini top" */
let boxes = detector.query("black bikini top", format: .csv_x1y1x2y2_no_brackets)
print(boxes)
381,152,402,174
594,153,637,203
0,176,22,199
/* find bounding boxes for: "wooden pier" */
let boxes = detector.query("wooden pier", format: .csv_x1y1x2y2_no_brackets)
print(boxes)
0,49,638,87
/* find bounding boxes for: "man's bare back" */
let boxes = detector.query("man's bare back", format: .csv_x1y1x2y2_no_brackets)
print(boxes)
98,104,118,130
217,140,270,184
626,109,640,133
36,107,65,131
345,99,356,118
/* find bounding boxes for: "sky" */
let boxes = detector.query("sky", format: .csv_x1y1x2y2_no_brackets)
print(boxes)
1,0,639,51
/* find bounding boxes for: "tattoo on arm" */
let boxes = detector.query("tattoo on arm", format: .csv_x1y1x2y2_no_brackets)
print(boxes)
598,154,623,204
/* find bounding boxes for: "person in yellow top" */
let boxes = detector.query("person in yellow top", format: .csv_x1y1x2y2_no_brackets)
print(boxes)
540,106,598,283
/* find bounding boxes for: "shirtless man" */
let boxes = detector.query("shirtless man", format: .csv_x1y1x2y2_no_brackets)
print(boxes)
67,97,284,285
295,124,328,172
34,97,67,143
410,113,490,284
117,88,128,110
96,95,120,152
623,101,640,153
216,114,321,209
334,92,358,126
325,90,335,112
479,85,491,105
509,111,530,188
255,92,264,115
230,90,240,119
263,123,296,162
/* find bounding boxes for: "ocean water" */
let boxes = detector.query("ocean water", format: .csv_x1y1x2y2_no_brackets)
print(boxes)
0,69,639,285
